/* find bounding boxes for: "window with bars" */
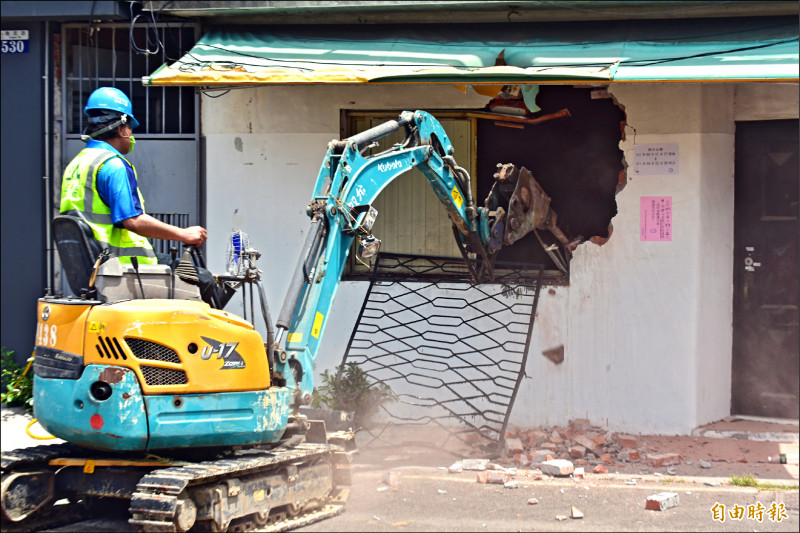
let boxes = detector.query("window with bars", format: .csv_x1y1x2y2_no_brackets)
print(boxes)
63,22,196,137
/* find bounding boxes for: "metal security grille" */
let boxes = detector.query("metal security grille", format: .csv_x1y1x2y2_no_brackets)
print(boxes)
126,337,181,364
62,22,196,136
140,365,188,386
338,253,543,455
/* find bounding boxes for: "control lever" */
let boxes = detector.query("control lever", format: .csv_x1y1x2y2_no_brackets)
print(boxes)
130,256,146,299
169,246,178,299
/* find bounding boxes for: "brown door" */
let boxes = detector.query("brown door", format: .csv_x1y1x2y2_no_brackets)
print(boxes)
731,120,799,418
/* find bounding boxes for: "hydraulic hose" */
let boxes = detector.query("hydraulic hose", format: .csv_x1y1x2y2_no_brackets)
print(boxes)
276,214,327,331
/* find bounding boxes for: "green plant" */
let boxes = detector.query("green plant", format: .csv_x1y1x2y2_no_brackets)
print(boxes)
729,473,798,491
1,347,34,411
311,363,394,428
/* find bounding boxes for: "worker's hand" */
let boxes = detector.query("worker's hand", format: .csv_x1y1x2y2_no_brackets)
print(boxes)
182,226,208,246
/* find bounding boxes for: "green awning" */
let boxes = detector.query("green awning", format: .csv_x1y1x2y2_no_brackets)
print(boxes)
145,18,799,86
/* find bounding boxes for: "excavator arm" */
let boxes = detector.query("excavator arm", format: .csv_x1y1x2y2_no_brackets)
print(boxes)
271,111,539,407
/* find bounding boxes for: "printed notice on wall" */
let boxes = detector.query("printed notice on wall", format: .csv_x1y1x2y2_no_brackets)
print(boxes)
640,197,672,241
634,143,679,175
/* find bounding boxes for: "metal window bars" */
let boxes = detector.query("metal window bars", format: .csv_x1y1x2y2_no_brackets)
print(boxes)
149,212,189,258
62,22,196,137
336,253,543,456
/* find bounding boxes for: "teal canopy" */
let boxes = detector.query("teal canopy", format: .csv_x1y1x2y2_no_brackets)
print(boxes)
146,17,799,85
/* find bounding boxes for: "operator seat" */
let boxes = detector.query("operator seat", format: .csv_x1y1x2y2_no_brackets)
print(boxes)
52,215,104,297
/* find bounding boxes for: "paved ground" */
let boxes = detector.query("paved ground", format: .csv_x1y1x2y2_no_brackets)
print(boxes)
2,406,798,532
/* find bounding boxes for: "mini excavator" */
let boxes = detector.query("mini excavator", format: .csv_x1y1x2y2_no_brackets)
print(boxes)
1,111,569,532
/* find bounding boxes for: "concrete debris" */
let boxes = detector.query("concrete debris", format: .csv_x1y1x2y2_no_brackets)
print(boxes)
704,481,721,487
382,471,400,486
645,492,679,511
541,459,574,477
504,480,520,489
462,458,490,471
505,437,525,455
448,462,464,473
437,489,447,494
571,506,584,519
555,515,567,521
477,470,512,484
699,460,712,469
574,467,585,479
625,479,637,485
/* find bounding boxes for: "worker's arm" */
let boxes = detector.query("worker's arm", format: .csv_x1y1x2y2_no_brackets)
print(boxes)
122,213,207,246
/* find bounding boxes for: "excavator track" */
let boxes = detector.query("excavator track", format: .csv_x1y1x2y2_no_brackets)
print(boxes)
1,443,93,532
2,440,352,533
129,442,351,532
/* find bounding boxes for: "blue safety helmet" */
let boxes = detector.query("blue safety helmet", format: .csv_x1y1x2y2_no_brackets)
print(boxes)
83,87,139,129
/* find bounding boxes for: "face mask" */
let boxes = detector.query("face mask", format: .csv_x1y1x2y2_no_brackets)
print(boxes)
121,133,136,154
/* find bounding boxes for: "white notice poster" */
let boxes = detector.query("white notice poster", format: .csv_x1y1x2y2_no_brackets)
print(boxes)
634,144,679,175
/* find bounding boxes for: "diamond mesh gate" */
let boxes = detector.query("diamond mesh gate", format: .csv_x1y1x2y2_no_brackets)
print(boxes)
337,253,543,454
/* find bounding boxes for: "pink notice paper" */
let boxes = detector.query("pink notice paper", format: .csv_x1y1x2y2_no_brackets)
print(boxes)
640,197,672,241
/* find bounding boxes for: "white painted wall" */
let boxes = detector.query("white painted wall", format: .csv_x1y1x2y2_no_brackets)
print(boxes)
200,81,797,436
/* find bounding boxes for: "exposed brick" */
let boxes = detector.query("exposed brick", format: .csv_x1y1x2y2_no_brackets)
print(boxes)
591,434,607,447
600,453,612,463
549,430,563,444
516,454,531,467
541,442,559,452
569,445,586,459
505,437,525,455
647,453,681,467
618,435,639,449
645,492,679,511
541,459,574,477
570,418,591,432
593,464,608,474
476,470,511,484
527,430,548,448
618,449,640,462
574,435,598,454
529,449,553,464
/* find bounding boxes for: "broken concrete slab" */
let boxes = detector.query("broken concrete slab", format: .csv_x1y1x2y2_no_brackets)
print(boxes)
461,458,490,471
645,492,679,511
541,459,574,476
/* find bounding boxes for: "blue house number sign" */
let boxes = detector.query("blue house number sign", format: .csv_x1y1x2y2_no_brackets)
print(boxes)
1,30,29,54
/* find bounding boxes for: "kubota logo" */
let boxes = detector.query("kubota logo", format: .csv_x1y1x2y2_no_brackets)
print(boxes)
200,336,246,369
378,160,403,172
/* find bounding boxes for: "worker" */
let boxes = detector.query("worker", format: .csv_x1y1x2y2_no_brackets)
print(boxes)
60,86,206,265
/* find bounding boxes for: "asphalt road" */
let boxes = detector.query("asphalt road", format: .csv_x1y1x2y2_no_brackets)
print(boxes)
2,408,797,532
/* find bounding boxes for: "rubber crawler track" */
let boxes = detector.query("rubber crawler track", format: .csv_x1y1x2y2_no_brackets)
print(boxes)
2,442,350,533
129,442,348,532
1,443,91,532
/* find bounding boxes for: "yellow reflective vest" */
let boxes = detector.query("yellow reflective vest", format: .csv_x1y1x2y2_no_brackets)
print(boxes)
60,147,157,265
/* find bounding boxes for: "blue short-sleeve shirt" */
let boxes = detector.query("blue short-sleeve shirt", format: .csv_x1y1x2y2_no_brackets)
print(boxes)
87,139,144,226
